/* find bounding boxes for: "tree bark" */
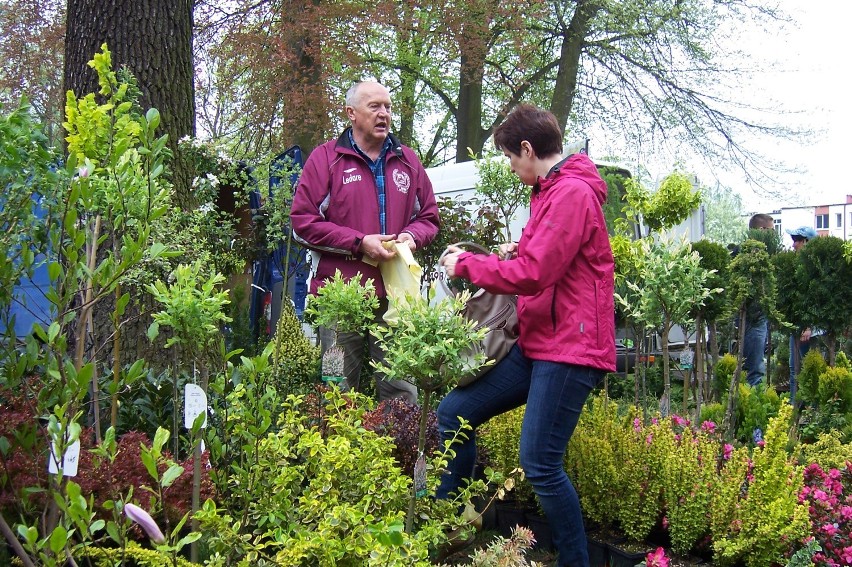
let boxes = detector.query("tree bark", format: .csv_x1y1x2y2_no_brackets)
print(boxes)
63,0,195,207
549,0,601,134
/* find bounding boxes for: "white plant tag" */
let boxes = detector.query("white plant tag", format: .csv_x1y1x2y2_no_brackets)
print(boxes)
48,439,80,477
184,384,207,429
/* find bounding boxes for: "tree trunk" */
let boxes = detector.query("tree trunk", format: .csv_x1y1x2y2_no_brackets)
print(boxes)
64,0,195,374
63,0,195,207
549,0,601,134
723,305,747,442
456,50,486,162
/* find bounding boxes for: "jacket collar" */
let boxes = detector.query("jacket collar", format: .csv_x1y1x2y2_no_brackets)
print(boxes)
335,127,403,158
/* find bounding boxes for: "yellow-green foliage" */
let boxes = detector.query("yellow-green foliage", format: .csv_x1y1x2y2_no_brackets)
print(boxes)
615,409,665,542
270,300,320,394
817,365,852,413
714,353,737,397
798,349,828,404
711,403,809,567
565,395,622,528
75,540,197,566
479,406,532,502
661,423,718,555
798,430,852,471
699,402,724,427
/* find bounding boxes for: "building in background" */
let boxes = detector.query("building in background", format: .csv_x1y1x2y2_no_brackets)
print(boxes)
752,195,852,249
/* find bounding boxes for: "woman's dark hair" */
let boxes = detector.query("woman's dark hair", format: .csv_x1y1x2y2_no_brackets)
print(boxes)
493,104,563,158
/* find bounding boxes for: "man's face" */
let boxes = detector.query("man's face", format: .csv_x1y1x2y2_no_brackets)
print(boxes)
346,83,392,148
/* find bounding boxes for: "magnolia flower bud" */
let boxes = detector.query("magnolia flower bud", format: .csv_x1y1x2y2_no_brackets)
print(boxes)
78,166,90,178
124,503,166,544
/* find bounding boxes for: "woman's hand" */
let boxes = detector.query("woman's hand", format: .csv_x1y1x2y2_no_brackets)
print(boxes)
440,245,464,277
498,242,518,260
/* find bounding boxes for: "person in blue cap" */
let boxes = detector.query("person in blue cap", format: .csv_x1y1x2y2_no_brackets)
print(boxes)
784,225,819,402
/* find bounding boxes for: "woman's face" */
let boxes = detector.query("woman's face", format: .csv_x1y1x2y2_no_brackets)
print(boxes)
502,144,536,186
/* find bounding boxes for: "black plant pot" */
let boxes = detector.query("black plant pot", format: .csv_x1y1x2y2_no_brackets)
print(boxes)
494,500,527,538
608,541,653,567
525,511,554,551
586,533,609,567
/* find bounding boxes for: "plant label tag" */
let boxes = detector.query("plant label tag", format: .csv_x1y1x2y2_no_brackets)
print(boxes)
414,452,427,498
48,439,80,477
184,384,207,429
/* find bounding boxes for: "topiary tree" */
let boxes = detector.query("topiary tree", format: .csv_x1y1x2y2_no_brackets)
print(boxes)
796,235,852,363
723,239,780,441
269,299,320,396
690,239,732,407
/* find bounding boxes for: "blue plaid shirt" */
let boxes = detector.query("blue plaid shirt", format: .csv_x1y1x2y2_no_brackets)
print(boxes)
349,130,392,235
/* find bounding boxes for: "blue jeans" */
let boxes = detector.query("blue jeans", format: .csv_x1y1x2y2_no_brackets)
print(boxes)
742,314,768,387
436,345,603,567
789,335,812,403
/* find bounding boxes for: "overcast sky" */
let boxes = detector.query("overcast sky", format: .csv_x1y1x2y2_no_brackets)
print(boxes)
589,0,850,214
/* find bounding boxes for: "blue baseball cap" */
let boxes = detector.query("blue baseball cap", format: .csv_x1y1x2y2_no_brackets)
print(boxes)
785,226,817,240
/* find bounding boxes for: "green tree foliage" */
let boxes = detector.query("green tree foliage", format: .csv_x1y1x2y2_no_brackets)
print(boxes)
472,152,527,242
703,184,746,245
796,235,852,362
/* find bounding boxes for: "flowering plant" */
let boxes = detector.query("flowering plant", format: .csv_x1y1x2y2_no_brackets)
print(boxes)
638,547,670,567
799,461,852,566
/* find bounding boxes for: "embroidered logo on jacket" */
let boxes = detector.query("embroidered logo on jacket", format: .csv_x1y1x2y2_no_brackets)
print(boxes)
392,169,410,194
343,167,362,185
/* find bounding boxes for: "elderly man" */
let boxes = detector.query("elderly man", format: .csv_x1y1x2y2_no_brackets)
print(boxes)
290,81,440,403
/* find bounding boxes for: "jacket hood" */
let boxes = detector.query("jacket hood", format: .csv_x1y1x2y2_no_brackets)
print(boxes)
541,153,607,205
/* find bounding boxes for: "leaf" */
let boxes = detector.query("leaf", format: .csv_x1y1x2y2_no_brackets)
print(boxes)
160,464,184,488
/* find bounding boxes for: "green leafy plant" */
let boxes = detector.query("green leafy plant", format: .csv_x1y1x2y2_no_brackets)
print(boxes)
195,388,443,566
373,289,488,532
710,403,810,566
471,150,527,242
478,407,533,504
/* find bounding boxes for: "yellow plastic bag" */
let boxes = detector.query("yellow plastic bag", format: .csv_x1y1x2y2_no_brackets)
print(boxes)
377,242,422,324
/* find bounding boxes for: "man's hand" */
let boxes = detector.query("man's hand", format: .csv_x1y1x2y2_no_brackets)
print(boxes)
397,232,416,251
360,234,398,261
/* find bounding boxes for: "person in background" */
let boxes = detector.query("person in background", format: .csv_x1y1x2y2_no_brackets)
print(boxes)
290,81,440,404
741,213,775,387
784,225,818,402
437,104,615,567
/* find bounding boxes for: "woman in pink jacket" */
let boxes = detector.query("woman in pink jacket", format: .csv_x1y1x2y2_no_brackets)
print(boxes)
438,104,615,567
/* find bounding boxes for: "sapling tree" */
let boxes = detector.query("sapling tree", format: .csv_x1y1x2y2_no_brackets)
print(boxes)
1,45,171,567
372,289,488,533
472,150,527,242
145,260,231,562
302,269,379,382
723,239,779,442
623,237,717,416
690,239,732,406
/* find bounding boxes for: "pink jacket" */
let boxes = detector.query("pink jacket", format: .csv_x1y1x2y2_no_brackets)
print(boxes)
455,153,616,372
291,130,440,296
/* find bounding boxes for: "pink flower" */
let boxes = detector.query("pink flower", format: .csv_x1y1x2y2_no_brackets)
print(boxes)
840,505,852,521
700,420,716,433
645,547,670,567
633,418,642,432
77,165,90,178
672,415,687,428
840,546,852,563
124,503,166,544
723,444,733,461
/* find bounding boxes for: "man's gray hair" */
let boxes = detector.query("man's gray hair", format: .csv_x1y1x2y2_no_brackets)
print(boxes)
345,82,363,107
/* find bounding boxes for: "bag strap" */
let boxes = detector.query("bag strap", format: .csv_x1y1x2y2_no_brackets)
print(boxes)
438,241,493,298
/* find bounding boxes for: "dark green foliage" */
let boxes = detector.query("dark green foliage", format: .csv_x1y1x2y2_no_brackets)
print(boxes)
691,239,731,322
745,227,782,255
598,166,630,235
773,250,804,332
797,236,852,353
